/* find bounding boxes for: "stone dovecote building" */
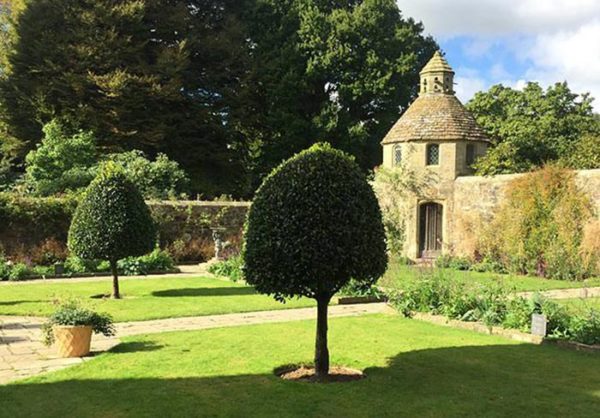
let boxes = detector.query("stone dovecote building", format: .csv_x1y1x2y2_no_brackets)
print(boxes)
380,51,600,260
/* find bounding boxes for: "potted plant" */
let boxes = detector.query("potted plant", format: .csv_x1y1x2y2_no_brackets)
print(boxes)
42,300,115,358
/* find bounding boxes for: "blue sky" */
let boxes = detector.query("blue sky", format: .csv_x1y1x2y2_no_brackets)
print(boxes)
396,0,600,108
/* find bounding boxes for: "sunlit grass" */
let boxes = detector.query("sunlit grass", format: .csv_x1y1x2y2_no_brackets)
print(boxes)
2,314,599,417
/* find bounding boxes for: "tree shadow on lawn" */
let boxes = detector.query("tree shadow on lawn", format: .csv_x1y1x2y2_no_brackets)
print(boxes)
0,300,45,307
2,344,598,417
151,287,257,298
109,341,165,353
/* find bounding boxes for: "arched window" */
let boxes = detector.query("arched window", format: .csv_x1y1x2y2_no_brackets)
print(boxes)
466,144,475,166
393,145,402,166
426,144,439,165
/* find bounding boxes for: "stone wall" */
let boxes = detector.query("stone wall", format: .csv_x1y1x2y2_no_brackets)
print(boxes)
447,169,600,256
0,195,250,263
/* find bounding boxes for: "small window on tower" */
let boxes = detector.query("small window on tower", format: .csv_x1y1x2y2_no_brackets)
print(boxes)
393,145,402,166
426,144,439,165
466,144,475,166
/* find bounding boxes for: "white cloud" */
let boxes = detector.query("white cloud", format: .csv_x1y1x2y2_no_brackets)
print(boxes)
397,0,600,107
524,21,600,101
454,76,486,103
397,0,600,37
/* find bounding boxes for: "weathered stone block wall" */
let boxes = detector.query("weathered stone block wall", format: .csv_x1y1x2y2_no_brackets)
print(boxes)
448,169,600,256
0,194,250,263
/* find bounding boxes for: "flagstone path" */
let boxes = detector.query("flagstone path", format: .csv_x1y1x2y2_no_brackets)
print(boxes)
0,302,392,385
518,287,600,300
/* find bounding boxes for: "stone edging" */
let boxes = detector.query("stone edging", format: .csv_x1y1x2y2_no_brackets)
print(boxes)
411,312,600,353
412,312,543,344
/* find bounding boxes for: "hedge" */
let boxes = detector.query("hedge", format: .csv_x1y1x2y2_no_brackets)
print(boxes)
0,193,249,263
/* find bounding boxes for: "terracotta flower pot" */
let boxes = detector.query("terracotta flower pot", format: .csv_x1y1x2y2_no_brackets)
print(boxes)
53,325,93,358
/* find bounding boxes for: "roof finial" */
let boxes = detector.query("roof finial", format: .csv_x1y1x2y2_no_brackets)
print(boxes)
419,50,455,95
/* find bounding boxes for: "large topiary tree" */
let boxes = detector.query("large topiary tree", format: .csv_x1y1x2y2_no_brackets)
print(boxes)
243,143,387,378
68,163,156,298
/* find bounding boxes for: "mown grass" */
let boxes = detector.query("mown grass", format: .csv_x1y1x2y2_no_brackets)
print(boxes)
380,261,600,292
2,314,599,417
558,297,600,314
0,276,315,322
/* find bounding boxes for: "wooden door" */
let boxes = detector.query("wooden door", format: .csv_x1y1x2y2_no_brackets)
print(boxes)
419,202,443,258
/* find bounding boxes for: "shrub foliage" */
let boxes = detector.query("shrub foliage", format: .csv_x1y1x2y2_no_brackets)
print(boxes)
243,143,387,377
389,271,600,345
68,164,155,298
24,120,97,196
485,165,595,279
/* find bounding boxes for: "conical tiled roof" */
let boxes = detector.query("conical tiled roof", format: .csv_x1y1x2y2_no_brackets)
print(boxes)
420,50,454,75
381,95,491,144
381,52,490,145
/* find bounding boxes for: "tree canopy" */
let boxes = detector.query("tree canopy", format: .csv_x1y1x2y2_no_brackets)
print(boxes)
68,163,156,298
0,0,436,197
243,143,387,377
466,82,600,175
240,0,437,189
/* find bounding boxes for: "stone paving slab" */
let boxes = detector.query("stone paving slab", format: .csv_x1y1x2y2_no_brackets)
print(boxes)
519,287,600,300
0,302,392,385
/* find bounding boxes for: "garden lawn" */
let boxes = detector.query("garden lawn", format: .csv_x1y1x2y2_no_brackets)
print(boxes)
2,314,599,417
0,276,316,322
558,297,600,314
381,261,600,292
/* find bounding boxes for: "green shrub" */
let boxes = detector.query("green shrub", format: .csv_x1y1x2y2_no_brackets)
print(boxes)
41,299,115,346
208,255,244,282
24,120,97,196
8,263,31,281
388,273,599,345
482,166,595,280
435,255,472,271
563,310,600,345
243,143,387,378
470,256,507,274
68,163,156,298
31,265,54,277
118,249,175,276
0,193,77,258
103,150,189,200
64,256,99,275
338,278,383,298
0,255,10,280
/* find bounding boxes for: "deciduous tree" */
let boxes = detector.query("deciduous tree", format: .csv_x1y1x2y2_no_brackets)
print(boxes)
467,82,599,175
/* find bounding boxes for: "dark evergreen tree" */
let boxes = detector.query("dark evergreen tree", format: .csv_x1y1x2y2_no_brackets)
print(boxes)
0,0,248,195
68,164,156,299
243,143,387,378
0,0,436,196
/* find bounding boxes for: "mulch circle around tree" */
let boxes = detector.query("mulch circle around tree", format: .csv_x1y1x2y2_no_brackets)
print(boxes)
274,364,365,383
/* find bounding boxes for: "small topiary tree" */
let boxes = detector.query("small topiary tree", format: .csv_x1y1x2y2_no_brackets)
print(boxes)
68,163,156,298
243,143,387,378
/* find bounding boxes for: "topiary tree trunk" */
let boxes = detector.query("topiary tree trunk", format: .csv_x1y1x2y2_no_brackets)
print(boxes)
315,294,331,378
243,143,388,381
110,259,120,299
68,164,156,300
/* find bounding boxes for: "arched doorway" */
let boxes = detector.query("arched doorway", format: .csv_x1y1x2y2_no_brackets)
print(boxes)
419,202,443,258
